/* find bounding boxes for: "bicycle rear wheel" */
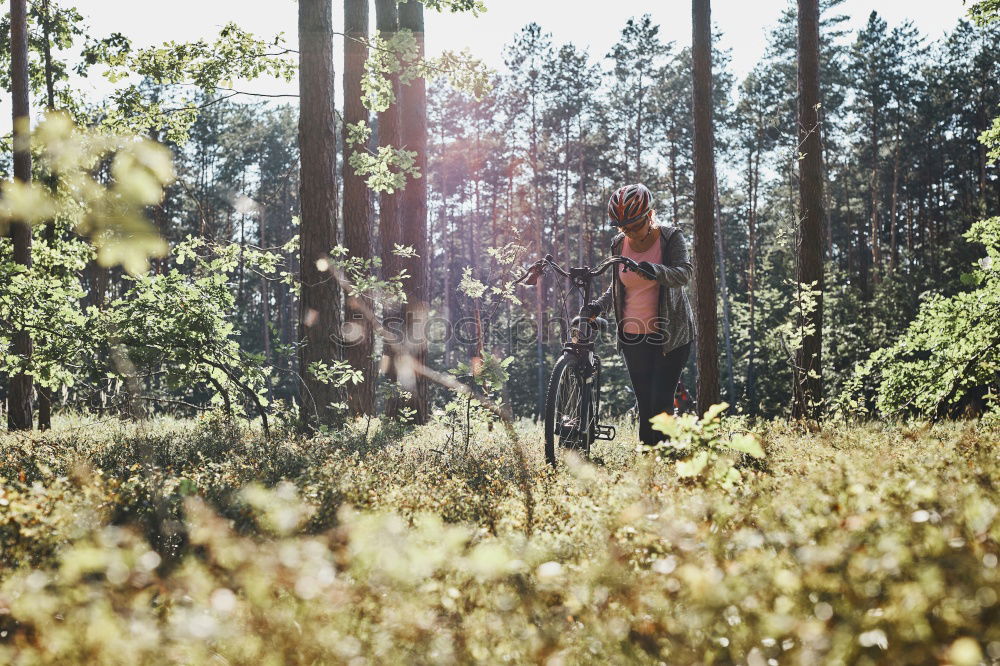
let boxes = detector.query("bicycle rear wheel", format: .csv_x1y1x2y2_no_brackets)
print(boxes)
543,354,597,466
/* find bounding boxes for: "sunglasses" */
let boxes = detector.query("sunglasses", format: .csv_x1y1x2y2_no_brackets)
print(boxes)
617,215,649,234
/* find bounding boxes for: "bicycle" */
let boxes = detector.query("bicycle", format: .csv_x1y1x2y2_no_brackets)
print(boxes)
513,253,656,466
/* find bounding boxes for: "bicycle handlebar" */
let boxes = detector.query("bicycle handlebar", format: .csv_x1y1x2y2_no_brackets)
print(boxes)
512,254,651,286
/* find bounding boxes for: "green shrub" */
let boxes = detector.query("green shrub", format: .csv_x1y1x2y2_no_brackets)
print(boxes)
839,217,1000,420
1,417,999,664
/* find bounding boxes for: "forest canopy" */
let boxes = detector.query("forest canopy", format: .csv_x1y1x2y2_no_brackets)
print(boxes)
0,0,998,425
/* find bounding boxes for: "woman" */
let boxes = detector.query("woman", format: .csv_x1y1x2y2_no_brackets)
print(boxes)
587,183,695,447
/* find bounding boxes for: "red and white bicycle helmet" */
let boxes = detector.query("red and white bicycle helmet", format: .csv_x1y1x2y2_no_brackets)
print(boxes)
607,183,653,227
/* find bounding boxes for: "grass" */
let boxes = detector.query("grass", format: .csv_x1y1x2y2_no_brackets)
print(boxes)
1,412,998,664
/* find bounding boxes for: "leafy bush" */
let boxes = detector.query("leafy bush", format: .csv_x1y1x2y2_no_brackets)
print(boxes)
94,237,278,424
1,416,999,663
839,217,1000,420
0,470,107,571
649,402,765,487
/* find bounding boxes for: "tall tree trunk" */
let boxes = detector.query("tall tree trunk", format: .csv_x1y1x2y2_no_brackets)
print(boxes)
635,80,644,181
691,0,720,410
36,0,59,430
8,0,33,431
443,201,453,369
889,141,900,272
534,276,545,421
440,122,454,370
669,137,680,226
528,61,545,422
375,0,406,419
746,139,761,414
869,113,881,283
793,0,825,420
40,0,55,110
342,0,375,417
577,117,586,266
563,122,570,256
297,0,342,429
398,0,430,423
713,176,736,405
259,203,274,404
851,187,870,297
906,203,913,262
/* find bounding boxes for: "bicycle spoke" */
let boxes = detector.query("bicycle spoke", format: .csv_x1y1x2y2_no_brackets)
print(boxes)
554,365,586,448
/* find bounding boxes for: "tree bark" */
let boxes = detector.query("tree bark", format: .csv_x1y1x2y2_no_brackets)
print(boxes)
8,0,33,431
691,0,720,410
889,141,900,272
793,0,825,420
259,202,274,403
527,49,545,421
745,141,760,414
669,137,680,227
397,0,430,424
869,112,881,284
635,76,644,182
374,0,406,419
37,0,57,431
713,176,736,405
576,117,586,266
40,0,56,110
297,0,342,429
342,0,375,417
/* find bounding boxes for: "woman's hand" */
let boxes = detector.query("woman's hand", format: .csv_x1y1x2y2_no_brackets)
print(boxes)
581,302,602,319
636,261,657,280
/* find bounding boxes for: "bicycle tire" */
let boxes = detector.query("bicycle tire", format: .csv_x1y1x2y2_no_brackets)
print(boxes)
543,353,596,466
590,356,601,443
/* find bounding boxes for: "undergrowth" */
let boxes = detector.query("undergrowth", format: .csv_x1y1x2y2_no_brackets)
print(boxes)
1,413,998,664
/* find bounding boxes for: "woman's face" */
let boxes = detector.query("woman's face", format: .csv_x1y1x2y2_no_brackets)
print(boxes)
620,212,651,240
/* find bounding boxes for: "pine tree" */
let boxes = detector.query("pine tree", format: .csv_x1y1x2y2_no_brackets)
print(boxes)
342,0,375,416
7,0,33,431
374,0,406,418
606,15,669,184
653,52,694,228
691,0,720,409
544,43,599,264
398,0,431,423
504,23,553,420
849,12,893,287
297,0,342,428
793,0,825,420
734,65,783,413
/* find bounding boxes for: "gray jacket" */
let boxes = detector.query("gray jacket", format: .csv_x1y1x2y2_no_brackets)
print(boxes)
593,226,695,354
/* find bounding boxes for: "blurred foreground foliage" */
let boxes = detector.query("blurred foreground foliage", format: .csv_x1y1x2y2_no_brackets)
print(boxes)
1,416,998,664
0,111,174,275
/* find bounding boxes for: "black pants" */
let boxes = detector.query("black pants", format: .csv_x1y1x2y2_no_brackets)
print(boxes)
621,337,691,446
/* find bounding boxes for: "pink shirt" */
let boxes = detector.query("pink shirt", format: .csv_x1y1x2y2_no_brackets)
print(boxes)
619,236,660,334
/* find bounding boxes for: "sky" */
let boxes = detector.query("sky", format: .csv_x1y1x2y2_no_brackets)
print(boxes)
0,0,972,133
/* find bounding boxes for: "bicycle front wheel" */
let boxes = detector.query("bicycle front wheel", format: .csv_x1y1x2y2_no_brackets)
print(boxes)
543,353,596,466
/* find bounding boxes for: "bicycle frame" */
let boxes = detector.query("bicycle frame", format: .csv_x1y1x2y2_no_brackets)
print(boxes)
514,253,649,451
515,252,646,353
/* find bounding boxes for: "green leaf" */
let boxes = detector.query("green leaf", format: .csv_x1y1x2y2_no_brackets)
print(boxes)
676,451,709,478
725,433,765,459
720,466,742,489
701,402,729,423
649,411,677,437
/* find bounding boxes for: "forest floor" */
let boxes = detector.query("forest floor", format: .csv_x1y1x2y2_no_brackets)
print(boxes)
1,414,998,664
